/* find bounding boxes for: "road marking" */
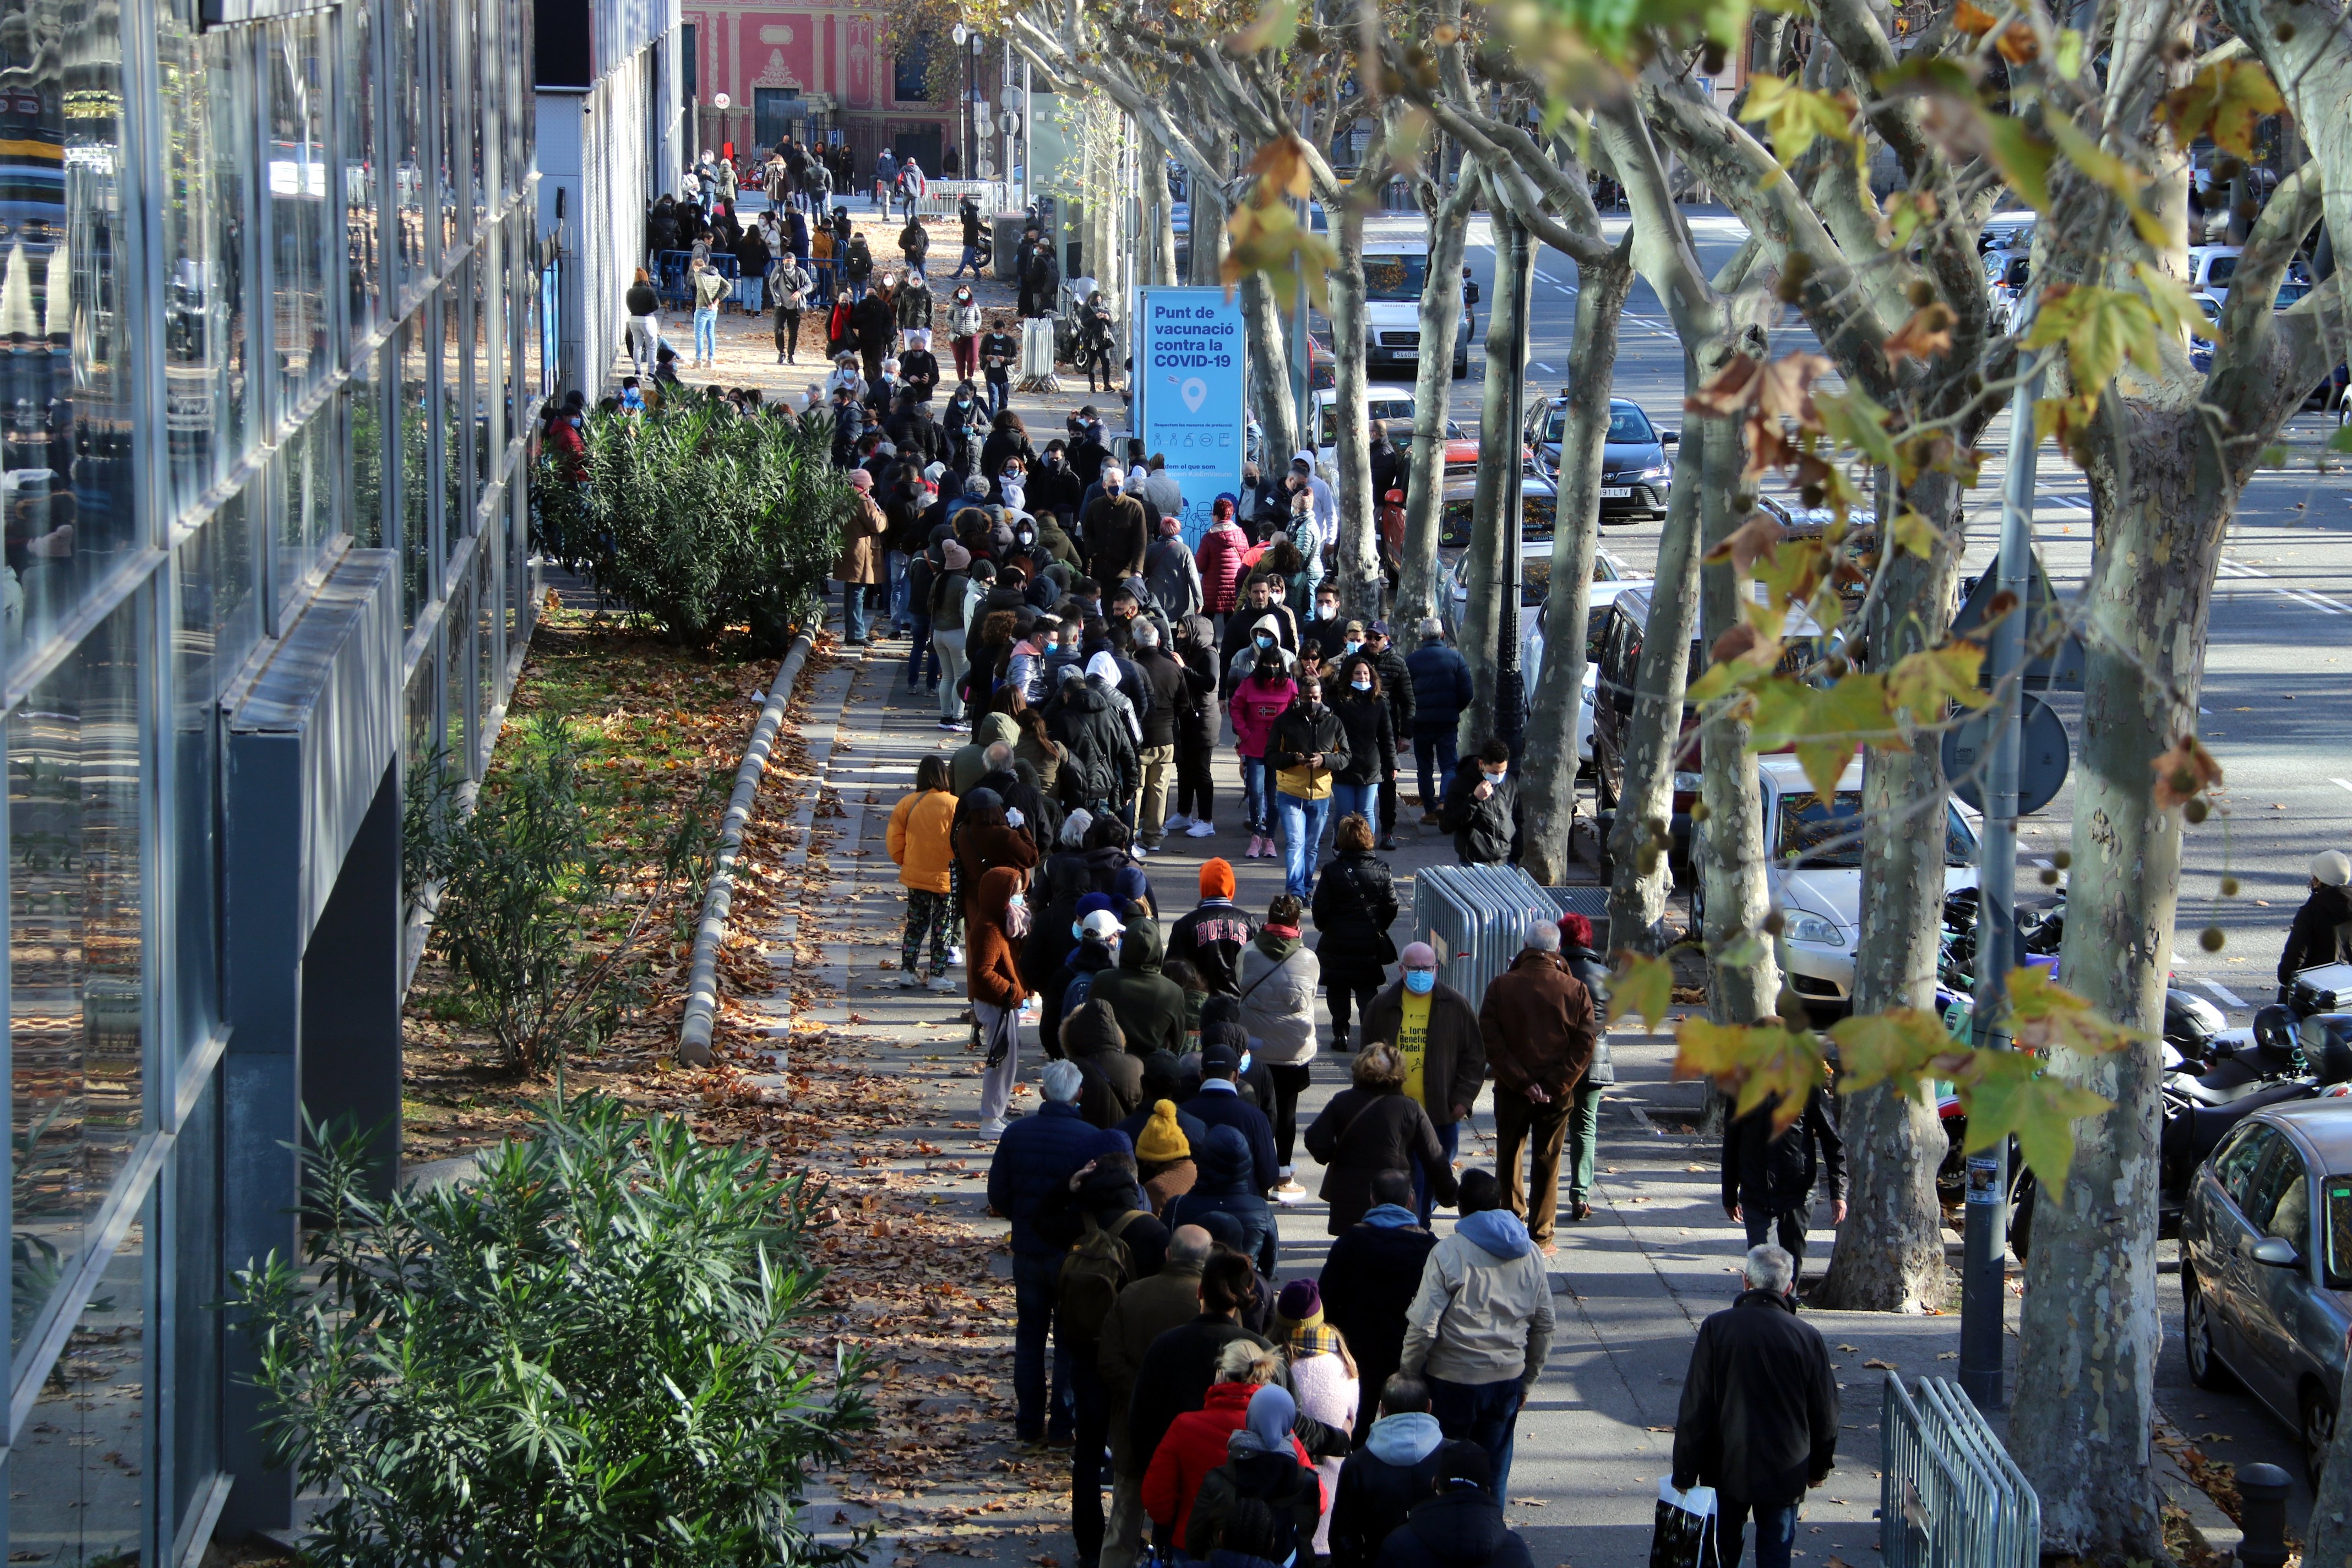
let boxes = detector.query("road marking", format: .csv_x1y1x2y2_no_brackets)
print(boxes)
2032,858,2052,869
2332,777,2352,796
2284,589,2345,614
2035,494,2092,513
2201,978,2248,1009
1533,268,1561,283
1533,362,1555,374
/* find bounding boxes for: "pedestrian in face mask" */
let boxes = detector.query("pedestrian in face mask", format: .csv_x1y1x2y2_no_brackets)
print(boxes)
1326,654,1395,838
1266,674,1349,903
949,284,984,379
1360,943,1488,1223
1439,738,1518,867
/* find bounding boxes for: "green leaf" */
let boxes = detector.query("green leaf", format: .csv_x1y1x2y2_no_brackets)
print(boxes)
1885,642,1990,718
1828,1008,1957,1095
2053,28,2085,81
2023,284,2164,398
2133,259,2217,341
2047,117,2170,251
1226,0,1302,52
1608,950,1676,1033
1953,1049,2113,1188
1676,1019,1829,1128
2159,58,2286,159
1981,115,2055,213
1814,386,1901,472
1739,74,1864,179
1749,671,1903,798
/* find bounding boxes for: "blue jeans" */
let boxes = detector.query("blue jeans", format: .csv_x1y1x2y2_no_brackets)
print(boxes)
1012,1251,1076,1440
1240,756,1272,834
693,306,717,362
850,279,868,302
950,243,982,277
1414,729,1458,813
736,275,765,312
905,612,937,688
888,549,912,625
1415,1114,1461,1224
1428,1374,1524,1500
1719,1499,1800,1568
1331,780,1377,834
1276,792,1331,901
844,579,875,642
986,374,1008,417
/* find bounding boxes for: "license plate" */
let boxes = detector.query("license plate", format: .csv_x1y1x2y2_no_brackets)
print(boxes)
1599,486,1633,498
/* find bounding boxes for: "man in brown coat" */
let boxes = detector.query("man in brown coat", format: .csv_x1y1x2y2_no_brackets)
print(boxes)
1097,1224,1213,1568
1361,941,1487,1222
1476,919,1598,1254
1082,465,1153,588
836,468,889,645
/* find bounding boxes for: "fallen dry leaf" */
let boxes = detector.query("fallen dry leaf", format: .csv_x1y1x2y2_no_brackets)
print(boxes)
1864,1358,1897,1370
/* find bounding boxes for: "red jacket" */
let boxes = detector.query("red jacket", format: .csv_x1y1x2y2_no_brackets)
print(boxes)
1196,524,1251,615
1142,1381,1314,1548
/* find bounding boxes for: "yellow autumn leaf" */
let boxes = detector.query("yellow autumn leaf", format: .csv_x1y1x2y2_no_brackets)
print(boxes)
1608,950,1676,1033
1675,1019,1829,1130
2158,58,2286,159
1890,508,1942,559
1952,1048,2111,1188
1749,671,1903,798
1739,75,1865,181
1885,642,1990,719
1827,1008,1959,1096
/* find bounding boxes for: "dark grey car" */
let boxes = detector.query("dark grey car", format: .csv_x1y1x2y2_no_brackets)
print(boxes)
1522,394,1676,521
2180,1101,2352,1487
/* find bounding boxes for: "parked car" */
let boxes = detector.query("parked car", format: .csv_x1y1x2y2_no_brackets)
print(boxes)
1437,469,1557,547
1312,385,1474,475
1979,210,2037,254
2187,244,2245,305
2179,1101,2352,1488
1435,558,1647,771
1360,242,1472,381
1984,249,2030,336
1694,755,1981,1009
1521,393,1677,521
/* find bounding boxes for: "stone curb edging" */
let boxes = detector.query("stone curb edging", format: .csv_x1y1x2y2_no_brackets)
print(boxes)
680,627,819,1065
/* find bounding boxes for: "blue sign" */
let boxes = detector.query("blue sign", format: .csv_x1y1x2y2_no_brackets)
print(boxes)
1134,287,1248,548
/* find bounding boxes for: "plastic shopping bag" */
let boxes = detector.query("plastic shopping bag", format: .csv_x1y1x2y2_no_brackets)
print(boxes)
1649,1477,1718,1568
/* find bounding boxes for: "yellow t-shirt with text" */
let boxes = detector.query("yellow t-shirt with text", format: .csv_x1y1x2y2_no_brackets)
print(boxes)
1397,991,1432,1107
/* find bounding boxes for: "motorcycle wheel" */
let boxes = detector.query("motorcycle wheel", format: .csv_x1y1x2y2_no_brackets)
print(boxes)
2007,1172,2035,1261
2182,1271,2237,1391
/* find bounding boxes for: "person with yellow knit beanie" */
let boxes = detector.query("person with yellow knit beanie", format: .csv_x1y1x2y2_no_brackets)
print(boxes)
1134,1098,1198,1214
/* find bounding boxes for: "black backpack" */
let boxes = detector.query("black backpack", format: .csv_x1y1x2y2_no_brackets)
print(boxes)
1057,1209,1146,1346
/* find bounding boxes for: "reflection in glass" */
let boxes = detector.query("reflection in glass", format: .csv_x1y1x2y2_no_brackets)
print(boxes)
472,235,491,499
437,0,468,255
475,530,495,765
277,413,333,611
350,353,383,551
269,14,330,420
10,1218,146,1567
442,271,464,549
344,0,382,343
9,595,143,1351
390,0,426,293
398,314,429,629
172,529,219,1055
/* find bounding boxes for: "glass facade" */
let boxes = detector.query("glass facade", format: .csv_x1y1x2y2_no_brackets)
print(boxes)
0,0,544,1554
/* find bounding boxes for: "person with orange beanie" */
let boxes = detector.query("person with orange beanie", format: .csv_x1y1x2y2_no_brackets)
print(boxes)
1167,859,1258,997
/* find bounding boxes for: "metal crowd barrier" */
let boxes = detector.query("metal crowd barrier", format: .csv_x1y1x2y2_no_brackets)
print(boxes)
1544,885,1610,924
910,179,1010,220
1411,864,1559,1010
1879,1375,2039,1568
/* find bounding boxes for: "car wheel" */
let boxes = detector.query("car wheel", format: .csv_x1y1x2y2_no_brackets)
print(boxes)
1452,355,1468,381
2306,1384,2337,1491
2182,1272,2237,1391
2008,1172,2035,1261
1597,754,1621,811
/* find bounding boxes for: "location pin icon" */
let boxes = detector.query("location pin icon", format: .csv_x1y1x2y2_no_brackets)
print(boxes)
1182,377,1209,413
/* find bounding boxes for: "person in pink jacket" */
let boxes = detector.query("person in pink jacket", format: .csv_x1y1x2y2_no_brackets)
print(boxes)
1196,494,1254,630
1231,649,1298,860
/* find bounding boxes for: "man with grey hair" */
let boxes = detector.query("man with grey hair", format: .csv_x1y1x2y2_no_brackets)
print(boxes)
1474,918,1599,1254
1670,1243,1837,1568
986,1058,1103,1445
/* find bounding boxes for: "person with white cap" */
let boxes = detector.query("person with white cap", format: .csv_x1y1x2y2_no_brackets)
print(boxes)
2280,850,2352,999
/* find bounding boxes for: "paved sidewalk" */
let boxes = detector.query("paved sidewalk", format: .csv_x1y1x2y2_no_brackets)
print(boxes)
745,611,2039,1568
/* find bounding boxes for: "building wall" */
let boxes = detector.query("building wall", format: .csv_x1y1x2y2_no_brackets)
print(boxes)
0,0,546,1555
680,0,992,181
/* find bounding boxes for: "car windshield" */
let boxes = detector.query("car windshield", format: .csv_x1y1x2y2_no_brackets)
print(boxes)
2207,254,2239,285
1607,405,1657,443
1362,254,1430,301
1776,792,1978,868
2326,1175,2352,1288
2278,281,2312,308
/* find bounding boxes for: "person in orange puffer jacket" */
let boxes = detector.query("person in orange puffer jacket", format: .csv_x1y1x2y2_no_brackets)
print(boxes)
888,755,961,988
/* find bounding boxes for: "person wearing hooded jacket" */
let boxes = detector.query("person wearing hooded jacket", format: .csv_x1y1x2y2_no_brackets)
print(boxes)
1169,859,1256,997
1046,908,1126,1047
1197,497,1253,628
1321,1170,1442,1444
1080,812,1157,914
1229,648,1297,859
1397,1170,1552,1499
1100,1226,1218,1568
1168,1125,1278,1277
1166,614,1223,836
1441,738,1519,867
1371,1445,1534,1568
1184,1382,1329,1565
954,711,1023,793
1136,1291,1286,1546
1329,1374,1466,1568
984,1057,1090,1439
1312,815,1398,1050
1236,894,1321,1201
1050,661,1142,818
1091,912,1188,1059
1061,999,1147,1127
1182,1031,1282,1193
2281,850,2352,996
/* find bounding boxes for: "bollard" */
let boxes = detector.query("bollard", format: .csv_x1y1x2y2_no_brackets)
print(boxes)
2235,1462,2292,1568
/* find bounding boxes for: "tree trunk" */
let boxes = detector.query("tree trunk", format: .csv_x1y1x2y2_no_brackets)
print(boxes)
1395,167,1481,635
1242,272,1299,466
1695,401,1779,1024
2012,406,2223,1562
1812,467,1970,1314
1190,176,1229,288
1329,208,1381,625
1603,374,1703,955
1457,203,1529,756
1143,133,1177,286
1521,242,1634,885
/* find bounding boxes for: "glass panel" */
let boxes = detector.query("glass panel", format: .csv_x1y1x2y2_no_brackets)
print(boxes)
158,18,221,517
171,532,220,1058
207,484,258,682
471,0,492,228
277,412,331,609
403,627,436,776
349,350,383,550
342,0,382,345
4,0,133,671
446,563,470,771
398,314,428,628
171,1075,220,1532
442,274,464,549
474,533,494,767
269,14,330,423
10,593,145,1350
438,0,469,255
9,1216,148,1567
507,477,524,647
390,0,426,292
472,236,490,504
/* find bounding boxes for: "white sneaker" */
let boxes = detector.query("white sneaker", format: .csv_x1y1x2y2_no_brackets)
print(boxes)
1275,1181,1308,1205
946,945,965,967
1186,820,1216,838
1164,813,1194,832
1131,842,1150,858
897,971,922,989
929,973,961,993
978,1118,1008,1139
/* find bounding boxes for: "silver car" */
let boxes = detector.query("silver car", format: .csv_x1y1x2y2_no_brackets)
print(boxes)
2180,1101,2352,1487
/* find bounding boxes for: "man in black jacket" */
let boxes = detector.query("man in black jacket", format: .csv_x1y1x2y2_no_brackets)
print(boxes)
2280,850,2352,999
1132,621,1188,850
1440,738,1518,866
1364,622,1415,848
1167,614,1223,836
1721,1087,1846,1273
1124,1251,1272,1480
1168,859,1256,996
1670,1245,1838,1568
1049,673,1141,818
1329,1374,1462,1567
1319,1169,1441,1435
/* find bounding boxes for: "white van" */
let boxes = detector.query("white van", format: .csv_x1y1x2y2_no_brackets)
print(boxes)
1361,243,1472,382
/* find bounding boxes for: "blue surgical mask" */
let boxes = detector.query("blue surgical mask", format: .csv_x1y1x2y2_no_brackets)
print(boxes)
1405,970,1436,995
1255,633,1275,649
1351,677,1372,693
1344,641,1361,656
1484,767,1507,786
1072,922,1085,940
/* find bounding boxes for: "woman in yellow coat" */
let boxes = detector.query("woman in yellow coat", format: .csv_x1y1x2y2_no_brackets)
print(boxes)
888,754,960,989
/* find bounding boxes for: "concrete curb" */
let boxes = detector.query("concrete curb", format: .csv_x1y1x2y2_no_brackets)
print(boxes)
679,627,818,1066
